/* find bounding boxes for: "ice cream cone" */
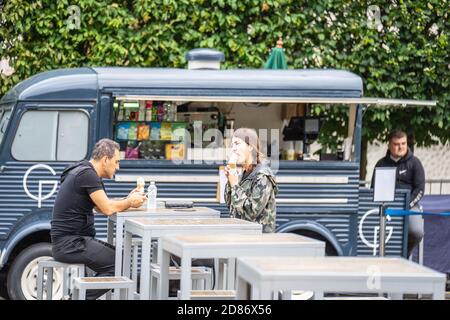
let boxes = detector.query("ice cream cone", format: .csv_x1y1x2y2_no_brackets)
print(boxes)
136,177,145,192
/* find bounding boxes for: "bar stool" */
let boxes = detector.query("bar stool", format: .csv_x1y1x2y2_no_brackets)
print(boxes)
37,259,85,300
72,276,134,300
149,263,212,299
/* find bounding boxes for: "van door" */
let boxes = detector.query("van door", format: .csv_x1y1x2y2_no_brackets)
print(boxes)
0,102,94,300
0,102,94,239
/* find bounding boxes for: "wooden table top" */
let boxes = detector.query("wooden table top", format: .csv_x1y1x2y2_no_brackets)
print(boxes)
126,217,259,227
120,206,220,215
237,256,445,276
166,233,323,245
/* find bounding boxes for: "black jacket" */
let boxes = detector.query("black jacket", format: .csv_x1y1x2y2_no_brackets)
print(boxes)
371,148,425,208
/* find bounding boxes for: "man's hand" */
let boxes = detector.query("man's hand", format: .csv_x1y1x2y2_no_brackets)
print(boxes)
90,189,146,215
128,192,147,208
127,187,145,197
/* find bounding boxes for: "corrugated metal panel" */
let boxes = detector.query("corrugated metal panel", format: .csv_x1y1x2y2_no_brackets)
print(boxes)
0,161,362,255
0,162,67,238
357,189,407,257
110,163,360,215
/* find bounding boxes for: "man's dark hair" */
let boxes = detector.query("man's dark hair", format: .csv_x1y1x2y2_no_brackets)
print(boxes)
388,129,407,142
91,139,120,160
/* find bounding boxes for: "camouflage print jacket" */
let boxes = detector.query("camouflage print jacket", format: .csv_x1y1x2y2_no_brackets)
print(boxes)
224,162,278,233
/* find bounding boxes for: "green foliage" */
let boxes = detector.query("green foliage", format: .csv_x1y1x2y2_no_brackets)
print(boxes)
0,0,449,145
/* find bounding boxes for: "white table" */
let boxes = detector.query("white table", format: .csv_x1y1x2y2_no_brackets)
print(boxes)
159,233,326,300
235,256,447,300
107,206,220,277
123,217,262,300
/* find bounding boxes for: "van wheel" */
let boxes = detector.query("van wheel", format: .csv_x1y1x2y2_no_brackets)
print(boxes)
7,243,63,300
292,230,338,256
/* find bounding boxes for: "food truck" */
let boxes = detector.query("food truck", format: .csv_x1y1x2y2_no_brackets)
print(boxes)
0,51,435,299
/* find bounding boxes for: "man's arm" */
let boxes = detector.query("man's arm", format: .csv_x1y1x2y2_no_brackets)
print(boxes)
410,157,425,208
90,189,138,216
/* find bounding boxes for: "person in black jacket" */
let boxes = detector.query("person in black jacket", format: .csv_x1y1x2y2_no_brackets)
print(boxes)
371,129,425,258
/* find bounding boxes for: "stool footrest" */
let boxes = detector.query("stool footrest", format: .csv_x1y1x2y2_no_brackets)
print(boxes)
77,276,133,283
74,276,134,287
191,290,236,297
178,290,236,300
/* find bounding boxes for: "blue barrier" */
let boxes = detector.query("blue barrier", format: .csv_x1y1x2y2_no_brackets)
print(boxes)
385,208,450,217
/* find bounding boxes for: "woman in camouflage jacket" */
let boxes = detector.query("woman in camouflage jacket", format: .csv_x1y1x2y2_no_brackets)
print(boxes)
224,128,278,233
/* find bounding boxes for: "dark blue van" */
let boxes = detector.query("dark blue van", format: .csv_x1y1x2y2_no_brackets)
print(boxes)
0,66,434,299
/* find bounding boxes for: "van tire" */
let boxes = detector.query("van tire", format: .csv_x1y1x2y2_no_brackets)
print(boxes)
292,230,338,256
6,242,53,300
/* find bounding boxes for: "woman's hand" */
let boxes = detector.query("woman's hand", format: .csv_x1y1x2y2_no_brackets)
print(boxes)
224,165,239,187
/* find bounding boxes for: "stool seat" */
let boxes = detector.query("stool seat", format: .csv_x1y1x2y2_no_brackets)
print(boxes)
72,276,134,300
37,259,85,300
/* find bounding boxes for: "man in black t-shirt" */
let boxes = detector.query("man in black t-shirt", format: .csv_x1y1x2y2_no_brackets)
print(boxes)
51,139,146,300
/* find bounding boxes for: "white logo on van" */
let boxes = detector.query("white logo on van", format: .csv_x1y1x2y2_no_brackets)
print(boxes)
23,164,58,208
358,208,394,256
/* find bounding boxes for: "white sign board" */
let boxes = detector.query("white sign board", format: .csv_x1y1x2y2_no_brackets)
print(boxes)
373,167,396,202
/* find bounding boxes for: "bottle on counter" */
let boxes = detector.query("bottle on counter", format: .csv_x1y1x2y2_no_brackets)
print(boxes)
138,101,146,121
145,101,153,121
286,141,295,161
294,140,303,160
117,101,124,121
147,181,157,210
152,103,158,121
163,102,170,121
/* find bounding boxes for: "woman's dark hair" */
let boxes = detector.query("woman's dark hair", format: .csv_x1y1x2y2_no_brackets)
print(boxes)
232,128,265,164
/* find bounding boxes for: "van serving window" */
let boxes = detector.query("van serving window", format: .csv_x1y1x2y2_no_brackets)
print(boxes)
11,110,89,161
112,98,355,163
111,95,435,163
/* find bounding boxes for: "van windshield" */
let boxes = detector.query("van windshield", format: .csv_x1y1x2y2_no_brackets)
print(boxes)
0,106,12,146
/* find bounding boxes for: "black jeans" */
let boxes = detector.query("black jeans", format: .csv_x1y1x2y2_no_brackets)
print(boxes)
52,236,115,300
